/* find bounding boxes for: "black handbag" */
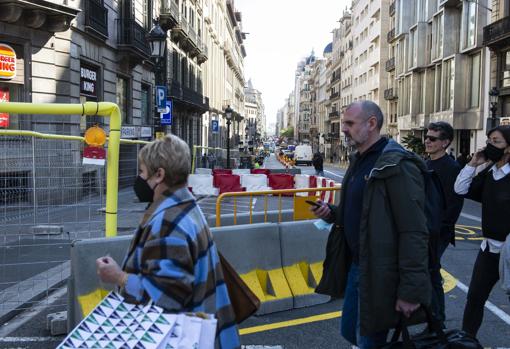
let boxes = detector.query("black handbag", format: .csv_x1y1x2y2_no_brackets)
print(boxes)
381,307,482,349
315,224,351,298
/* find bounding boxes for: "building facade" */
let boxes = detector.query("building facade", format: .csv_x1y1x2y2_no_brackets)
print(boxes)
244,80,266,145
351,0,390,132
202,0,247,150
392,0,490,156
483,0,510,129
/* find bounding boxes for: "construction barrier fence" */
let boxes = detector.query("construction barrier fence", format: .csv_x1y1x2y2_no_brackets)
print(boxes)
0,102,148,321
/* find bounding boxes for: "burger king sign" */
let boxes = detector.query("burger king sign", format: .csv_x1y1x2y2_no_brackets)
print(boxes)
0,44,16,80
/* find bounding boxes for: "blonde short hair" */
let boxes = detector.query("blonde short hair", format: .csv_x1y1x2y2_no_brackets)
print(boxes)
138,134,190,187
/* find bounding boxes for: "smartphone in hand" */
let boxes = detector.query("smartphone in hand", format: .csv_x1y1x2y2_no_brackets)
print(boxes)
305,200,321,209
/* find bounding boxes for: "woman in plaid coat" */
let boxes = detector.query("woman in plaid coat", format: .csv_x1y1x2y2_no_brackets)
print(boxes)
96,135,240,349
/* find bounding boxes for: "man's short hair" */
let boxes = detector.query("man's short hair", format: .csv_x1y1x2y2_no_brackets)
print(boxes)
346,100,384,130
138,134,190,188
427,121,454,141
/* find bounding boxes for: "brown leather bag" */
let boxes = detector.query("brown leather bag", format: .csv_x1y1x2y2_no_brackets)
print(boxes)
219,252,260,324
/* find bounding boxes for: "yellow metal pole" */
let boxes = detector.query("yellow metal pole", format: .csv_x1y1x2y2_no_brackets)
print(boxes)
215,193,224,227
192,145,197,174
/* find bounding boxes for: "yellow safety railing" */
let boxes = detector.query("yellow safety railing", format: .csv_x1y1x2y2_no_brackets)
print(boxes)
0,101,128,237
215,186,341,227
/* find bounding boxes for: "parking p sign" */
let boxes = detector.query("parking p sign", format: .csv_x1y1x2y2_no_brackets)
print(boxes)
211,119,219,134
156,85,167,112
160,100,172,126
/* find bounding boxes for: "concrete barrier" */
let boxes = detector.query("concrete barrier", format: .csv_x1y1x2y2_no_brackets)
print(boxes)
68,235,131,328
279,220,330,308
67,220,328,328
195,168,212,175
232,169,251,175
188,174,219,196
240,174,271,192
211,223,293,315
270,168,301,175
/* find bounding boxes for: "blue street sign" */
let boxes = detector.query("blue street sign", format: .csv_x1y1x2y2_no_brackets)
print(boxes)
211,119,219,134
161,100,172,126
156,85,167,112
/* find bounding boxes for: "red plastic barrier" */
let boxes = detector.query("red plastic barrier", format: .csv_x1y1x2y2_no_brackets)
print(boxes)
268,174,294,196
251,169,271,176
308,176,317,197
320,178,327,201
214,174,244,194
212,169,233,176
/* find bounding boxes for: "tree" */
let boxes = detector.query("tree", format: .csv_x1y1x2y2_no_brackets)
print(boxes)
280,127,294,138
401,134,425,155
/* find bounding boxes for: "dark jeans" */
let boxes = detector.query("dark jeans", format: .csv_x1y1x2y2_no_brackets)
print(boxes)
430,235,451,326
462,248,500,336
341,264,388,348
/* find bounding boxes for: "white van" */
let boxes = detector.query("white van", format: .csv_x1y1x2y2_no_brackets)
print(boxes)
294,145,313,166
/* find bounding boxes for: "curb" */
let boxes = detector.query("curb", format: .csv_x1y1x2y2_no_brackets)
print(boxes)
0,261,70,324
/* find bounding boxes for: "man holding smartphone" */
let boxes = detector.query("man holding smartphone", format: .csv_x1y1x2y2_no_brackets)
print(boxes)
311,101,431,349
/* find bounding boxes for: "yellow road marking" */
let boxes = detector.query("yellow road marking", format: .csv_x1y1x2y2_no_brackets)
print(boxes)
239,311,342,335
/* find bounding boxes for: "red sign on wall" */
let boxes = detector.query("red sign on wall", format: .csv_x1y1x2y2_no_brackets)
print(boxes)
0,87,9,128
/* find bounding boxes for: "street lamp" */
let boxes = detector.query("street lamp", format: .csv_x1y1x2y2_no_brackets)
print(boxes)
148,19,167,60
147,19,167,137
489,87,499,129
225,105,233,168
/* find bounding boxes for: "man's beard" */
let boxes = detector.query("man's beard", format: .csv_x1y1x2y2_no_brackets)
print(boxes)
344,129,369,148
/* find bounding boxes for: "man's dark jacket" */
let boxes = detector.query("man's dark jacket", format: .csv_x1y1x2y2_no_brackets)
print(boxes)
319,139,431,335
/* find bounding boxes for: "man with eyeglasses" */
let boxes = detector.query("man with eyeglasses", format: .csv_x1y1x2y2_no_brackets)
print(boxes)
424,121,464,329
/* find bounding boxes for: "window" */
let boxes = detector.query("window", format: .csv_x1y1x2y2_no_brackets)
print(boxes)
418,72,425,114
142,0,152,30
502,51,510,88
469,53,481,107
116,76,130,124
434,65,442,112
141,84,151,125
442,59,454,110
462,1,477,49
409,28,416,68
432,13,443,60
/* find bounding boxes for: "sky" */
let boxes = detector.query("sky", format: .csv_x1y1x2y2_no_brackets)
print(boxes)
235,0,351,129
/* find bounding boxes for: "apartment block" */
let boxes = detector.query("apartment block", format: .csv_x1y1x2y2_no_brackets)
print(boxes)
351,0,391,130
391,0,490,155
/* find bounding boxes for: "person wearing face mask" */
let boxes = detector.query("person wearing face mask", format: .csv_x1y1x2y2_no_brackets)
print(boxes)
454,125,510,337
96,135,240,349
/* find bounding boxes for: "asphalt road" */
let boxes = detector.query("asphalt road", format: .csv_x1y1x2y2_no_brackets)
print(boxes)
1,156,509,348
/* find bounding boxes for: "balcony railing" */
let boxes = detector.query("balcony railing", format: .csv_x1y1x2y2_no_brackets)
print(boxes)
483,16,510,48
160,0,180,30
330,92,340,100
385,57,395,72
168,80,208,110
329,111,340,118
387,28,395,43
117,19,150,58
384,88,398,100
84,0,108,38
389,1,395,16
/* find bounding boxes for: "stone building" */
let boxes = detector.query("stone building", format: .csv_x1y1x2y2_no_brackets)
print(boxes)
391,0,490,155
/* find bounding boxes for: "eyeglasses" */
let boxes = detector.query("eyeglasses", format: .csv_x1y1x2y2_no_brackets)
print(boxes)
425,135,443,142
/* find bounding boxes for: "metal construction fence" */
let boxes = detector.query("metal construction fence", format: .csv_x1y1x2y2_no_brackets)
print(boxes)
191,145,241,173
0,102,151,322
214,187,341,227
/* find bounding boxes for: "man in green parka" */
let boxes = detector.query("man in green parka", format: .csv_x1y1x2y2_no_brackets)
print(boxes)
312,101,431,348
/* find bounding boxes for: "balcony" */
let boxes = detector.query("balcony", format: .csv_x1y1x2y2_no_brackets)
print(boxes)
329,111,340,118
389,1,395,16
387,28,396,43
385,57,395,72
0,0,79,32
384,88,398,100
197,38,208,64
84,0,108,39
160,0,180,30
168,80,209,112
330,91,340,100
483,16,510,49
117,19,150,65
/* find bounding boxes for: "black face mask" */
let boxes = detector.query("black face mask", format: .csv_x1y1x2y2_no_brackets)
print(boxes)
483,143,505,163
133,175,155,203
